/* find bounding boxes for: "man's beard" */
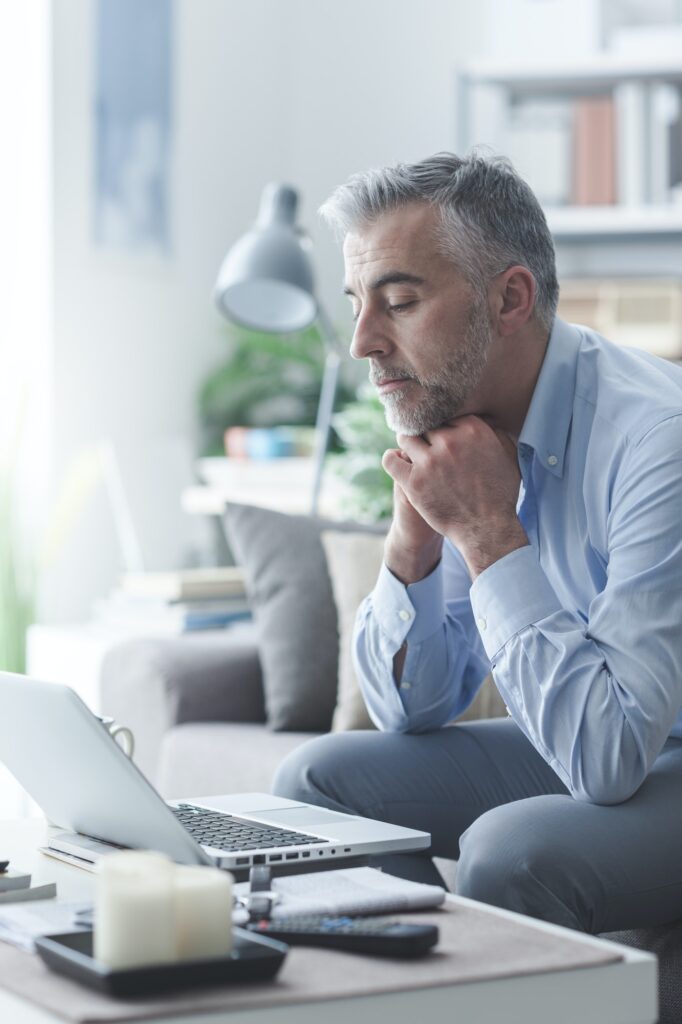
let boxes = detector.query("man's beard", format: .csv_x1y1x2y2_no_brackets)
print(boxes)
370,295,493,436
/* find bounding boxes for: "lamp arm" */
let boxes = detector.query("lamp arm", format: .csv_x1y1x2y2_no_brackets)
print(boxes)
310,304,343,517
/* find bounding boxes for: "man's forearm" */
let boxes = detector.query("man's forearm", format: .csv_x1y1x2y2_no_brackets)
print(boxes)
458,519,530,581
384,532,443,586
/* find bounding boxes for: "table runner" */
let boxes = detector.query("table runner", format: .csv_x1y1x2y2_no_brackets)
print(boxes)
0,903,622,1023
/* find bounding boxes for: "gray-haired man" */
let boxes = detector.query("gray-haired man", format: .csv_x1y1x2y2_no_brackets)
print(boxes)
273,153,682,935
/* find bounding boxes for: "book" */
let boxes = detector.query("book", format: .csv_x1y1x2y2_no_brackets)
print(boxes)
233,867,445,921
650,82,681,205
120,567,247,602
614,80,649,206
572,95,616,206
506,98,572,207
0,883,57,905
94,593,252,634
0,870,31,893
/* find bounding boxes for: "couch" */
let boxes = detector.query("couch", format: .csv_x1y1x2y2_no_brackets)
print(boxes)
99,502,680,1023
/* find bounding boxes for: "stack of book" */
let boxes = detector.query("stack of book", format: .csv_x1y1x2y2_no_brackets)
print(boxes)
557,277,682,359
0,866,56,905
94,567,251,634
506,83,682,208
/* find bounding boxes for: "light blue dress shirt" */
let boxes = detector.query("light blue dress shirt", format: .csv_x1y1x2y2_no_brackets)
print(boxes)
353,318,682,804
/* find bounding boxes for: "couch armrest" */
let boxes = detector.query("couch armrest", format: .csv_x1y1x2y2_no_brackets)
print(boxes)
99,627,263,785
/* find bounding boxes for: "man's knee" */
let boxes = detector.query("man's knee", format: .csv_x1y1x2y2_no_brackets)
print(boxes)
271,732,364,813
456,798,588,930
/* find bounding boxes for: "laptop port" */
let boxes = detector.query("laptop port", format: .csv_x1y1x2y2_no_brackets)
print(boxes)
236,857,249,866
331,849,336,854
344,848,351,853
253,855,265,864
269,854,282,862
301,851,311,858
285,853,298,860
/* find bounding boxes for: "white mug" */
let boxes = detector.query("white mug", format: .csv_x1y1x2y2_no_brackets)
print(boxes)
98,716,135,758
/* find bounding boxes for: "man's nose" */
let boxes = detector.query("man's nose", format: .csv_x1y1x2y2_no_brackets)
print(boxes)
349,309,390,361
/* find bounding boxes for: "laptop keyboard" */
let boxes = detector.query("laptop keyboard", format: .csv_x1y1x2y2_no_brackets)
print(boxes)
172,803,325,852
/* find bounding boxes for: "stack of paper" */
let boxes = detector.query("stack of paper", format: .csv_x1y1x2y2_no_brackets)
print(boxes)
0,900,90,952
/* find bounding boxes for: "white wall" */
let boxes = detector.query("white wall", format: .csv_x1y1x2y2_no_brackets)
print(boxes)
44,0,485,622
282,0,485,324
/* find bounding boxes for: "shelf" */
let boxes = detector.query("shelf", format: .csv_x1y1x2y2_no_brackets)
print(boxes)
463,54,682,94
546,205,682,239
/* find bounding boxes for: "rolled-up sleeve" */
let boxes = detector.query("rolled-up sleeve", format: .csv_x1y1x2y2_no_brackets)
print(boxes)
353,541,490,732
470,416,682,805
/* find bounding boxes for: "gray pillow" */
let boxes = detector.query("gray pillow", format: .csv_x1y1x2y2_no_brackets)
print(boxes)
223,503,340,732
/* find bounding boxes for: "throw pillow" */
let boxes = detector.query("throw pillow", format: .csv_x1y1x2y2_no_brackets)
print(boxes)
223,503,339,732
320,530,384,731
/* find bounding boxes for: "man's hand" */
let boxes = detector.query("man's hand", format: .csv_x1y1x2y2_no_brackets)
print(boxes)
382,415,529,579
384,452,444,585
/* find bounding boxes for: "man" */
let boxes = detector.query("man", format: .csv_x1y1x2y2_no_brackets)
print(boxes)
273,152,682,935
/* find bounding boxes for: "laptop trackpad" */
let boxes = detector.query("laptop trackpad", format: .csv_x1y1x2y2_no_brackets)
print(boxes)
246,808,355,828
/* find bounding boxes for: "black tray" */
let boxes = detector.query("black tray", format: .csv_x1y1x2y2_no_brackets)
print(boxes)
34,928,288,997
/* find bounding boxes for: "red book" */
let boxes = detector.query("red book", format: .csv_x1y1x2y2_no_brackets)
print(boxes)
572,95,616,205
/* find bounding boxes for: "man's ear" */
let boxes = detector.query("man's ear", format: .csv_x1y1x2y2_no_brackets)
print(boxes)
490,265,536,336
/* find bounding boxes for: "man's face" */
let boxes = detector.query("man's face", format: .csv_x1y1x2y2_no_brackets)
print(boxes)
343,202,493,435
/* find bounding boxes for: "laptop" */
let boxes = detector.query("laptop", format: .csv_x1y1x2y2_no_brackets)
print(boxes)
0,672,430,872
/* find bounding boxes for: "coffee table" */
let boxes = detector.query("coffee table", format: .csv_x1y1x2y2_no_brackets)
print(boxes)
0,818,657,1024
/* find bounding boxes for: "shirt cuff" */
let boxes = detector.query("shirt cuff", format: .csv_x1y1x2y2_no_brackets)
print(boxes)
370,561,444,647
469,545,563,659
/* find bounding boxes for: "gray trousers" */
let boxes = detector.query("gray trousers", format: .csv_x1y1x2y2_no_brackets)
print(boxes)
272,719,682,934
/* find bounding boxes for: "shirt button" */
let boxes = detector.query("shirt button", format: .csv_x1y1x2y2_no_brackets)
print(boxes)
398,609,411,621
548,454,558,467
477,617,487,632
400,681,411,690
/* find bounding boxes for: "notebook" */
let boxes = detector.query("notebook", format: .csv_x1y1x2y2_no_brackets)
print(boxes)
233,867,446,920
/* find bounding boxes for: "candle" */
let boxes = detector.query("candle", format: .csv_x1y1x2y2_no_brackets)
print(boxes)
174,865,234,960
94,851,176,969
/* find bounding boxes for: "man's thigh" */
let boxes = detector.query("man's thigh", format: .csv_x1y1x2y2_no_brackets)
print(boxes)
272,718,568,859
457,738,682,933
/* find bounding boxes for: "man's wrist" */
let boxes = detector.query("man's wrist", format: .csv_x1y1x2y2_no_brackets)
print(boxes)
456,520,529,581
384,534,443,586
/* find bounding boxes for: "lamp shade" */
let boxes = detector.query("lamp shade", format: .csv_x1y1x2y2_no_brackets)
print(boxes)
214,184,317,333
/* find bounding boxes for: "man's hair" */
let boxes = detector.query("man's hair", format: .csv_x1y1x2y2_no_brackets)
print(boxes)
319,151,559,331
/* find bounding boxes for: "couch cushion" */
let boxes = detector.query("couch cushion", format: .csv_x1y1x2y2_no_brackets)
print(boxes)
600,923,682,1024
320,530,383,731
158,722,318,799
223,504,340,731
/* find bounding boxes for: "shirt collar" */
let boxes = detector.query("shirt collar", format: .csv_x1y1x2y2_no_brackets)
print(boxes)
518,317,581,478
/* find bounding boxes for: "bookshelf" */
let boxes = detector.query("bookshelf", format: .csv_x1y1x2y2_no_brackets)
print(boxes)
457,55,682,240
547,205,682,239
461,55,682,93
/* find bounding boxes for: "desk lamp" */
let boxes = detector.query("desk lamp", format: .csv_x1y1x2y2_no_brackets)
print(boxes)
214,183,342,516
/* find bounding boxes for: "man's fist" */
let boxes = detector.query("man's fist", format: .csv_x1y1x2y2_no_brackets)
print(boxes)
382,416,528,580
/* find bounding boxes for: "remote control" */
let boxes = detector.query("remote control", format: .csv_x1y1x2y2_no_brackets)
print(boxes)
247,914,439,958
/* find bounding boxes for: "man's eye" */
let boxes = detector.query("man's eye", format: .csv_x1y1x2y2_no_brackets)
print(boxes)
388,301,416,314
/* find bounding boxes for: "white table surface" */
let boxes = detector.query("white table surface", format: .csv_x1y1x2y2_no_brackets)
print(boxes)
0,818,658,1024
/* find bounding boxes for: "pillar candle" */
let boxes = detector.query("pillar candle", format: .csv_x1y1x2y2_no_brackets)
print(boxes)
94,851,176,969
174,865,234,960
